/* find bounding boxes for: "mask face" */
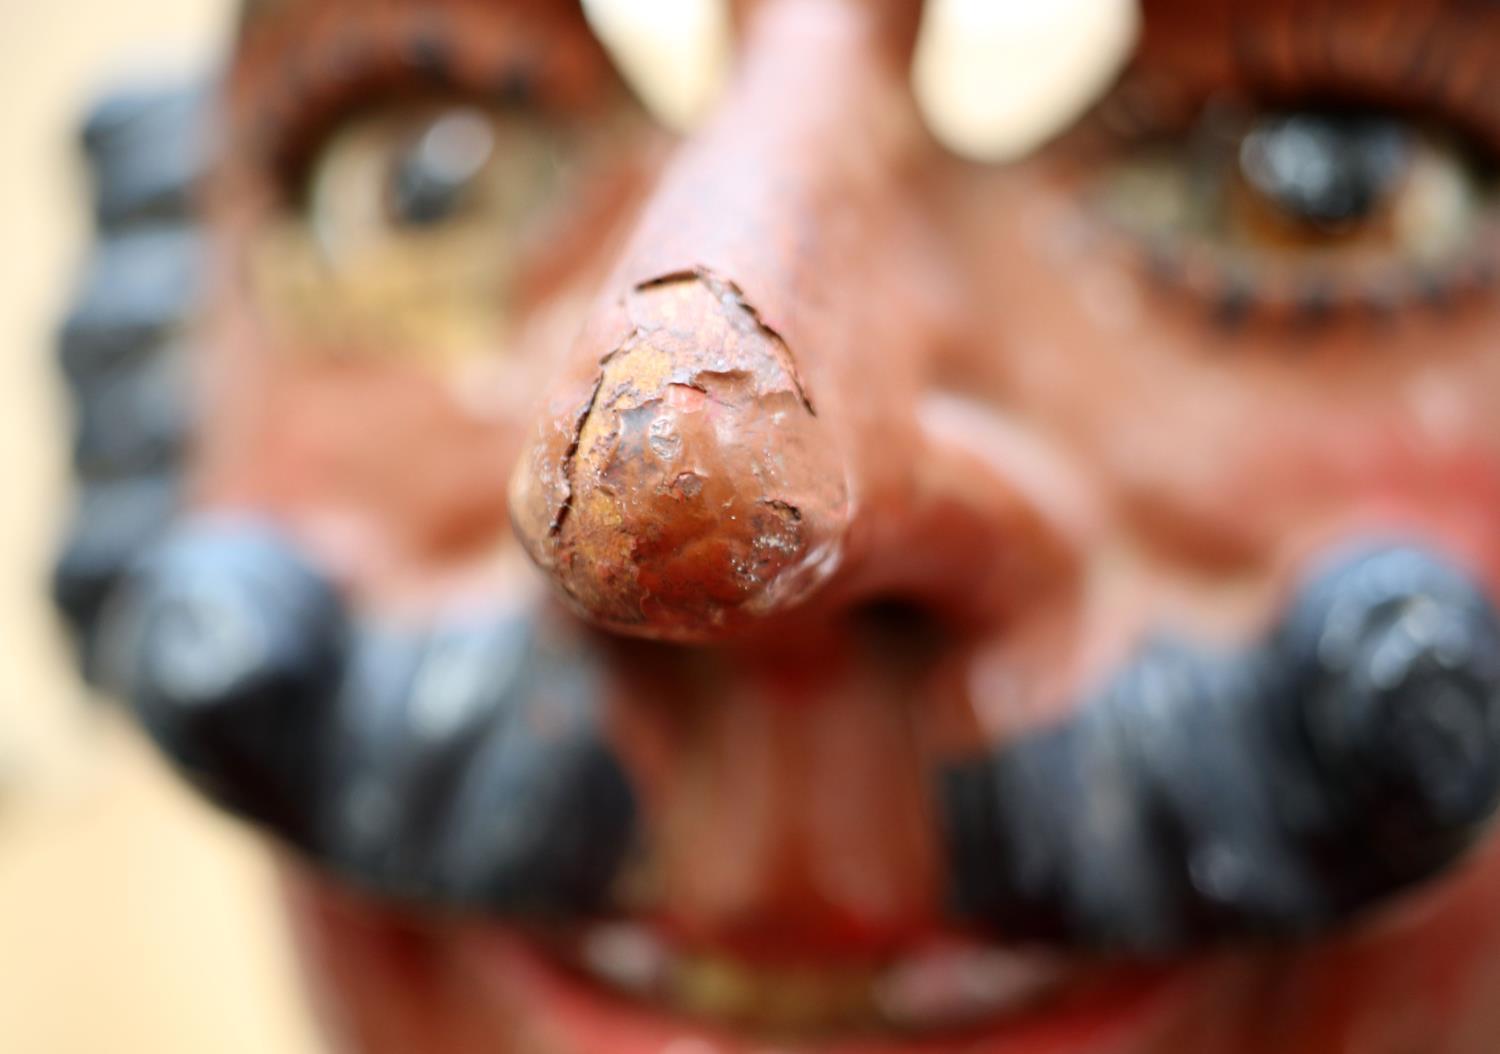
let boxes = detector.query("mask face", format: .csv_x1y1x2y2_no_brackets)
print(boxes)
55,0,1500,1051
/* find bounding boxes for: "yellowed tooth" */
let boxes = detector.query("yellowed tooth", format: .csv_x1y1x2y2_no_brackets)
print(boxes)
672,955,758,1021
756,967,838,1033
774,965,876,1031
579,926,1073,1036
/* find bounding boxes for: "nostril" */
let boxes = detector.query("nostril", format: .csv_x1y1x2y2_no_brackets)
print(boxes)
511,269,850,641
847,594,952,671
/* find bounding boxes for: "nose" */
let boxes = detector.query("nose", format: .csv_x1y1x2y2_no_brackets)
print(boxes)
511,263,850,640
511,0,1082,643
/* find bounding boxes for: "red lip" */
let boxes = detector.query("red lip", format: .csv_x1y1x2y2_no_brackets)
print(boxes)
453,927,1207,1054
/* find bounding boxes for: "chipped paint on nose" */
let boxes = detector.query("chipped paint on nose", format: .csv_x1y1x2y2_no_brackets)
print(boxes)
511,268,850,640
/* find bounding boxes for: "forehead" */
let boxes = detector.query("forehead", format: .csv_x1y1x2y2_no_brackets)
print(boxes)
230,0,1500,117
224,0,1500,175
231,0,1500,83
238,0,591,29
235,1,1497,30
1120,0,1500,154
233,0,598,51
1134,0,1500,65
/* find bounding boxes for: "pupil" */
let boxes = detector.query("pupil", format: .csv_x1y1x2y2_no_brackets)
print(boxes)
388,108,496,226
1238,111,1413,229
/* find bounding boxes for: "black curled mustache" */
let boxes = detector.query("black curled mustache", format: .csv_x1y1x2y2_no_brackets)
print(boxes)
97,520,636,914
943,544,1500,952
99,521,1500,947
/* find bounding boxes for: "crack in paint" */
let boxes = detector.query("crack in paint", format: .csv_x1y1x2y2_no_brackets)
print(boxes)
548,372,604,540
634,265,816,415
551,267,817,547
760,497,803,522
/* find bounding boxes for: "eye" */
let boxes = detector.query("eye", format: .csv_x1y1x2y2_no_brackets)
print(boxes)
1094,102,1497,326
385,108,499,228
227,3,654,365
249,92,633,363
305,102,572,261
1236,113,1414,234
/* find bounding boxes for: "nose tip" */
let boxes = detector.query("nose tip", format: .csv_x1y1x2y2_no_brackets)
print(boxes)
511,269,850,641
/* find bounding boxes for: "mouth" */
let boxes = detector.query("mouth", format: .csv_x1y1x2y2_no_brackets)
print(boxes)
563,922,1071,1034
453,922,1200,1053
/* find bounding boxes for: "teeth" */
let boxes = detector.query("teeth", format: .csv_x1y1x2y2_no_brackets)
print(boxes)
873,946,1069,1031
572,925,1074,1035
578,922,671,997
671,955,758,1021
670,957,874,1032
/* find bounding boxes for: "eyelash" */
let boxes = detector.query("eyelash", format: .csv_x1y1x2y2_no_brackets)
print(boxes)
1225,4,1500,153
1080,85,1499,332
1137,235,1500,334
1041,3,1500,333
228,12,575,205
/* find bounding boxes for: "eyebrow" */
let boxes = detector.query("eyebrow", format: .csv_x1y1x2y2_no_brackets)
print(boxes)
1129,0,1500,144
238,0,587,31
224,0,617,190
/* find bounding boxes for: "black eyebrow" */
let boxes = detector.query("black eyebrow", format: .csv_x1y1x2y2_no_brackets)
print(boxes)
223,1,626,203
1130,1,1500,151
232,18,546,199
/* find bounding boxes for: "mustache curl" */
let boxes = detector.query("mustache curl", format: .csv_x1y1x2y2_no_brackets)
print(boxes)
98,519,636,914
943,544,1500,952
98,521,1500,950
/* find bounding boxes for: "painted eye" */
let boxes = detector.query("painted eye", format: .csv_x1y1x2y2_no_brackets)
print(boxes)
386,108,497,227
304,102,571,264
250,99,588,360
1096,104,1497,324
1236,112,1414,234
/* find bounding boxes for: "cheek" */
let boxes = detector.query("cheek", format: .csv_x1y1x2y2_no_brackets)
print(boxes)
1100,383,1500,588
1267,835,1500,1052
201,356,519,583
958,167,1500,584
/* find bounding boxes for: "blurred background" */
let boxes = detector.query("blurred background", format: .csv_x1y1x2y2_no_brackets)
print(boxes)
0,1,325,1050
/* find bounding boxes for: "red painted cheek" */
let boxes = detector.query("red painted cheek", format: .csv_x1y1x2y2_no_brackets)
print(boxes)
1113,400,1500,587
203,358,519,576
1270,834,1500,1053
1253,419,1500,591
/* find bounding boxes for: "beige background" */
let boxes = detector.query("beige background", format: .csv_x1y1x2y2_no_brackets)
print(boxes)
0,2,325,1051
